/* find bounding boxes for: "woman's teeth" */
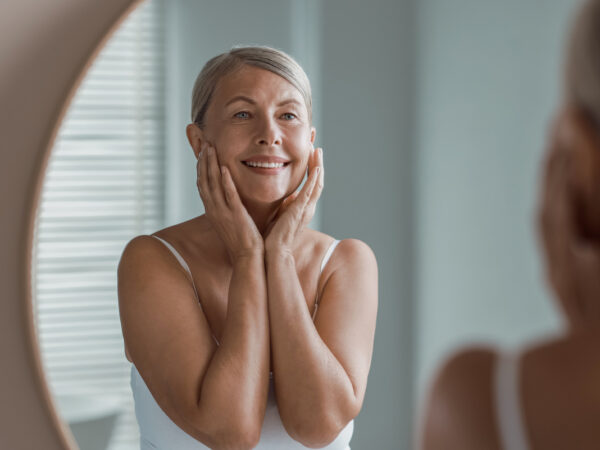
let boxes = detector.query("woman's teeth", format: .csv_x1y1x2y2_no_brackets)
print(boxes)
244,161,285,168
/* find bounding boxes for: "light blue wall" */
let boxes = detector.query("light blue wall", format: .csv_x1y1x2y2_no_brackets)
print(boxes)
414,0,580,405
319,1,416,448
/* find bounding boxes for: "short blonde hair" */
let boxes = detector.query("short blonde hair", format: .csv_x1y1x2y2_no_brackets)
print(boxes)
565,0,600,127
191,46,312,128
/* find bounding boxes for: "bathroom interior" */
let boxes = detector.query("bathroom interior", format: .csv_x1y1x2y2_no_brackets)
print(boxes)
0,0,580,448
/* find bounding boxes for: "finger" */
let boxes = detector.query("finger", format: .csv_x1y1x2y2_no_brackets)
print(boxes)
207,146,226,206
299,165,320,209
312,147,324,197
318,147,324,188
284,166,319,223
302,145,317,183
310,145,319,176
197,145,212,207
270,192,298,226
282,192,299,209
221,166,242,209
303,148,324,225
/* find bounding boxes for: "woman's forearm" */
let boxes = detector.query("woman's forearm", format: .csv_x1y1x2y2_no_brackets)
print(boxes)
195,252,270,442
265,249,357,446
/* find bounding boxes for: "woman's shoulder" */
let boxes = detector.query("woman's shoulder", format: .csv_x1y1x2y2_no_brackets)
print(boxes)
303,229,376,265
420,345,502,450
150,216,210,242
119,217,208,270
426,345,499,403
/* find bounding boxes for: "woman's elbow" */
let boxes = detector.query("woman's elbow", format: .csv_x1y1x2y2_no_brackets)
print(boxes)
211,426,261,450
283,406,356,448
193,413,262,449
199,425,260,450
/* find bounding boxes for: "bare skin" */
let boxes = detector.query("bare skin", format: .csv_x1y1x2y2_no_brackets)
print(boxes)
118,65,378,449
419,107,600,450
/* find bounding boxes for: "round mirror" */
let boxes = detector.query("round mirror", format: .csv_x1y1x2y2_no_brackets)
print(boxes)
31,2,164,448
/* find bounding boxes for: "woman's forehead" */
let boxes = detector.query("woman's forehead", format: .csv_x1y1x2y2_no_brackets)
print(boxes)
212,65,304,106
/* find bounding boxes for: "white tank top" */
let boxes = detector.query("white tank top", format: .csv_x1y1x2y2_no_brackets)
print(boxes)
130,236,354,449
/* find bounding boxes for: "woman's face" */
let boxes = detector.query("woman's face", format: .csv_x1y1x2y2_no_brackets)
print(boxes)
196,64,315,206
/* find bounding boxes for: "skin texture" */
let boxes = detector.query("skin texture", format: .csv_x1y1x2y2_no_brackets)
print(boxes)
118,65,378,449
419,107,600,450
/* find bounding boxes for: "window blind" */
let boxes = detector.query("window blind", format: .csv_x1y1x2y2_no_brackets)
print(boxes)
31,1,165,448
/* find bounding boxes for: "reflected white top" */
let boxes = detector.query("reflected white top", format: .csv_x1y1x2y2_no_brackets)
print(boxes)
495,351,530,450
130,236,353,449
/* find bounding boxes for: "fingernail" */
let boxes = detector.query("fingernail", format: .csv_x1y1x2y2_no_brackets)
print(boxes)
316,167,321,175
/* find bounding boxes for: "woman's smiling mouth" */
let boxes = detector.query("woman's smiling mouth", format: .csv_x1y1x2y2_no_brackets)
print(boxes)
244,161,286,168
241,156,290,173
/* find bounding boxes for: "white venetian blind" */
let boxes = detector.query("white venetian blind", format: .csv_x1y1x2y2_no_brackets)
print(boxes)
31,1,165,449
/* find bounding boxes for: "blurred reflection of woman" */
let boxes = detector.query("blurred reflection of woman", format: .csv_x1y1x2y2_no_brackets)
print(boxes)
117,46,378,449
420,1,600,449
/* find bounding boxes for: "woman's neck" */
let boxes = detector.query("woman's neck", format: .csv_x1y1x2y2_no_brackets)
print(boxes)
243,198,283,236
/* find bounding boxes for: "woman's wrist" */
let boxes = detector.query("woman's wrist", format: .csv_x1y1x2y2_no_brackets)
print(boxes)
264,244,295,265
231,246,264,262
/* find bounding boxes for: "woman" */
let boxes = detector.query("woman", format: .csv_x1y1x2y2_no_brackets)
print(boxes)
419,1,600,449
118,46,378,449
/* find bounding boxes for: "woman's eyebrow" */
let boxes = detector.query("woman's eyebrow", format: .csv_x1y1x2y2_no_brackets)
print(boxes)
225,95,256,106
224,96,302,108
277,98,302,107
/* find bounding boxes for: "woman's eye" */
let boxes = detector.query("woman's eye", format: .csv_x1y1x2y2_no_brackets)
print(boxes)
234,111,250,119
282,113,297,120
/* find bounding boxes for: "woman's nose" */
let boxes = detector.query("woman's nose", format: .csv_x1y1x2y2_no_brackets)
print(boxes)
255,117,282,146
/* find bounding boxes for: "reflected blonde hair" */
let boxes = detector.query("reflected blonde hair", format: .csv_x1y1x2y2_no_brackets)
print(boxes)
565,0,600,127
191,46,312,128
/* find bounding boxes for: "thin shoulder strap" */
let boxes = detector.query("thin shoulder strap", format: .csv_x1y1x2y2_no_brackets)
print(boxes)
151,235,220,346
312,239,341,321
495,351,530,450
320,239,341,273
151,235,196,289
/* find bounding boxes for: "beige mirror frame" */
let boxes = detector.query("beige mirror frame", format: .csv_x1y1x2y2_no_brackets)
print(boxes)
0,1,140,448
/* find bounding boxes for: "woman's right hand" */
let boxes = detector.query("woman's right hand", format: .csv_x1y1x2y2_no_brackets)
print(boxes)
197,144,264,261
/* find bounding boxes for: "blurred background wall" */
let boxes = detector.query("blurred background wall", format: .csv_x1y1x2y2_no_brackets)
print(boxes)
414,0,579,404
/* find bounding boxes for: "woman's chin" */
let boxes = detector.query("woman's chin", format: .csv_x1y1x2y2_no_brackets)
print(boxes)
241,192,287,208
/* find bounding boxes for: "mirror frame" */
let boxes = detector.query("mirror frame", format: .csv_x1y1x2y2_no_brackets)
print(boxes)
0,0,140,448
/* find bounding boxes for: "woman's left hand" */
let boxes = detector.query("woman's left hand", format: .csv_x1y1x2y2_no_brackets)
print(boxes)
264,146,324,254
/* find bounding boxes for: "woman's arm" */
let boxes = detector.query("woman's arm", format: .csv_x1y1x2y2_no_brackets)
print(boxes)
263,147,378,446
120,146,270,449
196,250,269,442
119,240,269,449
266,238,377,447
193,145,271,445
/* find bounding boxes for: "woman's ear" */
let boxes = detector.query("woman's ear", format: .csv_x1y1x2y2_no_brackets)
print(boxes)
310,127,316,145
186,123,206,159
558,107,600,241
